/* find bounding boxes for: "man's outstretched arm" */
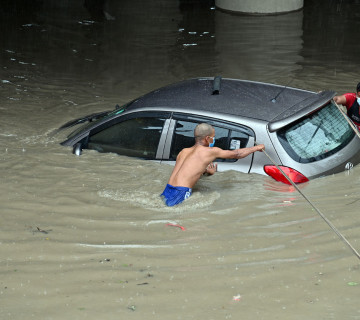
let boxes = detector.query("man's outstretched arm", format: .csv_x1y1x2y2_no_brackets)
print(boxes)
235,144,264,159
211,144,264,160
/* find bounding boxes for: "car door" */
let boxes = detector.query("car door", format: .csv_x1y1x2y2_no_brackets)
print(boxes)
161,114,255,173
86,111,171,159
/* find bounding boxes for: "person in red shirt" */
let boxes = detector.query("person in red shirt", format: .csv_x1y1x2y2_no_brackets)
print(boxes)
334,82,360,129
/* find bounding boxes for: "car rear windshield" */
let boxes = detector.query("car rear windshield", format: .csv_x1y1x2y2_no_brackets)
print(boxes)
277,102,355,163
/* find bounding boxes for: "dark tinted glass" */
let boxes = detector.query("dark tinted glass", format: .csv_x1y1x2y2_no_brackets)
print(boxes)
170,120,196,155
88,117,166,159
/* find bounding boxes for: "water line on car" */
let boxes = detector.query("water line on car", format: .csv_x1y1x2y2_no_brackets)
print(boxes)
256,141,360,261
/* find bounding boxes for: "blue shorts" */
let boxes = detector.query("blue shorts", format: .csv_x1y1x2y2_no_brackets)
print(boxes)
161,184,192,207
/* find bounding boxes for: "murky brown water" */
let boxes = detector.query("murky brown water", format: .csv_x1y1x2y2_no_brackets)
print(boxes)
1,1,360,319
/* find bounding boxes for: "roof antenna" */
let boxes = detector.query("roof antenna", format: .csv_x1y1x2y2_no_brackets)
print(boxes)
212,76,222,95
271,79,292,103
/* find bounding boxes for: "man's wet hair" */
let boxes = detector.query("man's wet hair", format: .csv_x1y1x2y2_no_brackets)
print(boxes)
357,82,360,93
194,123,214,141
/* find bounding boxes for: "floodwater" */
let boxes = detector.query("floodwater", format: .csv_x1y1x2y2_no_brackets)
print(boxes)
1,0,360,319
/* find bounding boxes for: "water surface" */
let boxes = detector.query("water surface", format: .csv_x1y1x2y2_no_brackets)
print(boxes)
1,1,360,319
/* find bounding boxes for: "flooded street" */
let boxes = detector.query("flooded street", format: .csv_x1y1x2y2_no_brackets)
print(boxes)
1,0,360,319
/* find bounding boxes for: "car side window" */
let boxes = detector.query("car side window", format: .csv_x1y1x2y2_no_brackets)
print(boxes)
88,116,166,159
229,130,251,150
169,120,250,162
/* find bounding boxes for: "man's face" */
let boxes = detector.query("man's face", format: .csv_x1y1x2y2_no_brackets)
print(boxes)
206,129,215,146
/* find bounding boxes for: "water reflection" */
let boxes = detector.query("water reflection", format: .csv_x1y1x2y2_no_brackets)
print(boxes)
172,0,217,77
297,0,360,91
215,9,304,84
84,0,115,21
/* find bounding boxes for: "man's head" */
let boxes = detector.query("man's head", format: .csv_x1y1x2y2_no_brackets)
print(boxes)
357,82,360,96
194,123,215,146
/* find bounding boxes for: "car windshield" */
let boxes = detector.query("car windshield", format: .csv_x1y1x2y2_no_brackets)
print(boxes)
277,102,355,163
66,106,126,140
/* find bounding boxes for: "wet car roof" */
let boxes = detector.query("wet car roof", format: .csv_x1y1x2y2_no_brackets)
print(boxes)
127,77,315,122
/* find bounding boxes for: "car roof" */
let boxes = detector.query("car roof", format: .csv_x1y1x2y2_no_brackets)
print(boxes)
127,77,320,122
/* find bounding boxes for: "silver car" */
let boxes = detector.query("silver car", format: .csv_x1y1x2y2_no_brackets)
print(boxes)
59,77,360,184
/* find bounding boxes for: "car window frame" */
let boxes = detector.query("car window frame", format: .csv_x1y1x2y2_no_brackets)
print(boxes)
162,113,256,171
86,111,172,159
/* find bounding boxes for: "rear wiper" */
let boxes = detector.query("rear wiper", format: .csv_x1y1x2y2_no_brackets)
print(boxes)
305,119,324,149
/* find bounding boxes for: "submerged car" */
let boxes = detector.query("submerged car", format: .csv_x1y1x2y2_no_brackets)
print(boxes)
58,77,360,184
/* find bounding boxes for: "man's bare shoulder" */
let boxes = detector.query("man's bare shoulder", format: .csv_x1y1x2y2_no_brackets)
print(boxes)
177,146,195,158
178,145,228,160
202,146,225,155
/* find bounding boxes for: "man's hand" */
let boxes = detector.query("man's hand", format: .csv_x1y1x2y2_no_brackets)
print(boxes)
333,95,346,105
204,162,217,175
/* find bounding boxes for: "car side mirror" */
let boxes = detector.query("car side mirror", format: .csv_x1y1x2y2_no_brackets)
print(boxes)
73,143,82,156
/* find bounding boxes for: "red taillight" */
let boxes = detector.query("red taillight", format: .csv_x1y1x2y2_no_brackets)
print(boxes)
264,165,309,185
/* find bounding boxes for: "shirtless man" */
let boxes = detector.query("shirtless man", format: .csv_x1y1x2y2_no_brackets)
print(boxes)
161,123,265,206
